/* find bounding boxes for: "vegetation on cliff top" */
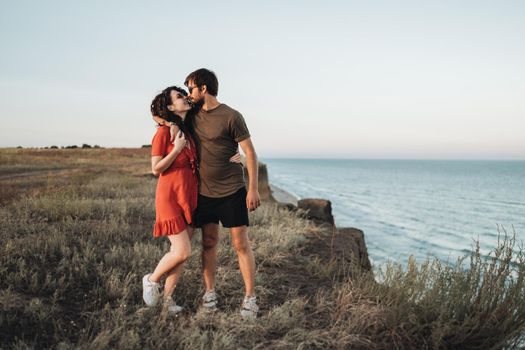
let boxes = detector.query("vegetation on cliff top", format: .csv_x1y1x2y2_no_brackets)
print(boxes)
1,148,524,349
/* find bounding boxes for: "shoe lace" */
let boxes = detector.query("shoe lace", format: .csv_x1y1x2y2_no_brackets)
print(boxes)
243,296,257,310
203,291,217,302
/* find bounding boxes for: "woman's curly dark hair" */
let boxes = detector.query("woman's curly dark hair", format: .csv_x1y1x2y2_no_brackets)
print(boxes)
150,86,194,136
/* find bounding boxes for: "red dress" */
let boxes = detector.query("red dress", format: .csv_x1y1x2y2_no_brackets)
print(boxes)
151,126,198,237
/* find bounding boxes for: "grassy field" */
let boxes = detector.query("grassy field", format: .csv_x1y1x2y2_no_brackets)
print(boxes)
1,148,524,349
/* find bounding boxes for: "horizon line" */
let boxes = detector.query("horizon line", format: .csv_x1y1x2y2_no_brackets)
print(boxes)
2,146,524,161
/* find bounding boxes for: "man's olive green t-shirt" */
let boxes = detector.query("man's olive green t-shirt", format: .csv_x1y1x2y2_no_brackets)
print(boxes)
192,103,250,198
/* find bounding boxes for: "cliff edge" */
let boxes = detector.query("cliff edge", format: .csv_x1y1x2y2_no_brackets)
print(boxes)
245,161,372,271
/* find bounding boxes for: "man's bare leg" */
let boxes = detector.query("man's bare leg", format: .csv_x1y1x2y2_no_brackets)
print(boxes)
230,226,256,297
201,223,219,292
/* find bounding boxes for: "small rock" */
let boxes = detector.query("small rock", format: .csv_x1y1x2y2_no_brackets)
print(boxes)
298,198,334,225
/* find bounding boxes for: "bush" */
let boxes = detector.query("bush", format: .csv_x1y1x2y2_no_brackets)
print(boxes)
323,231,525,349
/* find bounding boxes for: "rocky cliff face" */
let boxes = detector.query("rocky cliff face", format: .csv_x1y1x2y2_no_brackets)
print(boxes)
252,161,372,272
243,161,274,201
298,198,334,225
296,198,372,271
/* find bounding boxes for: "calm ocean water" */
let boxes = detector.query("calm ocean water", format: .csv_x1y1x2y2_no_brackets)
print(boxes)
262,159,525,267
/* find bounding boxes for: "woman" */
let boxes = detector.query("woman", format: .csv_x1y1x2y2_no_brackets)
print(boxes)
143,86,240,314
142,86,198,314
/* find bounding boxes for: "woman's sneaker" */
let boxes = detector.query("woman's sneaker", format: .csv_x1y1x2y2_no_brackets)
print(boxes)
240,296,258,319
142,273,160,306
164,296,183,315
202,290,218,311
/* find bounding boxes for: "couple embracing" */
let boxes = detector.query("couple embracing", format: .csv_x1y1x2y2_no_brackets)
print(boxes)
142,68,260,319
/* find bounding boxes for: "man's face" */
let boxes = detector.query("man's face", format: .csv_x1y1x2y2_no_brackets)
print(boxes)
186,80,204,103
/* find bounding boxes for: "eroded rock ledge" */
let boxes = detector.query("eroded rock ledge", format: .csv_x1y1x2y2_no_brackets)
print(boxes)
246,161,372,271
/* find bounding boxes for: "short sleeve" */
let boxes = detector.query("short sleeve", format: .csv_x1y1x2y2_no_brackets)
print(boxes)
229,111,250,143
151,126,169,157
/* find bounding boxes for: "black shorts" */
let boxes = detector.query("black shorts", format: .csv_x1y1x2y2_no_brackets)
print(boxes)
193,187,250,228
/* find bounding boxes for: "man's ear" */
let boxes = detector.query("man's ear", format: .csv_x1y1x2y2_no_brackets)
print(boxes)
201,85,207,94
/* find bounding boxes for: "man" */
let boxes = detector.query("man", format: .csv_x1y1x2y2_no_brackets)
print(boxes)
155,68,260,318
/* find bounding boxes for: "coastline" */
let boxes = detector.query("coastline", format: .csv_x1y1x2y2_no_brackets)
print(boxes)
261,162,372,272
269,184,299,206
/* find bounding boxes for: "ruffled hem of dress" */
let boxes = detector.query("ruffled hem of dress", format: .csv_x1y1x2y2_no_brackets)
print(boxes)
153,216,188,238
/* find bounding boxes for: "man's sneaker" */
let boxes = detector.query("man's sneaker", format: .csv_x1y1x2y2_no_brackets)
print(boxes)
142,273,160,306
164,296,183,315
240,296,258,319
202,290,218,311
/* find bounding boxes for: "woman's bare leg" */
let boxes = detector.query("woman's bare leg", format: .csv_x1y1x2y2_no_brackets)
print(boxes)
163,227,194,298
149,229,191,289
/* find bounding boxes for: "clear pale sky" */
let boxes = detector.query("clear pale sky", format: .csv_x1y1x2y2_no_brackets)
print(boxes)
1,0,524,159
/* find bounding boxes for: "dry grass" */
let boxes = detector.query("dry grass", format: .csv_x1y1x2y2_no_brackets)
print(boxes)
1,148,524,349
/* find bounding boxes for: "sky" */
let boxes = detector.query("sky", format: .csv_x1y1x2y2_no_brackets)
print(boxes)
1,0,524,159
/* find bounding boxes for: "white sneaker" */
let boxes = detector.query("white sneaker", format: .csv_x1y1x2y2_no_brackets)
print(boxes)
164,296,183,315
142,273,160,306
240,296,258,319
202,290,218,311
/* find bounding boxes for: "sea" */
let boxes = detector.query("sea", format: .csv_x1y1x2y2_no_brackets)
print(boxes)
261,159,525,268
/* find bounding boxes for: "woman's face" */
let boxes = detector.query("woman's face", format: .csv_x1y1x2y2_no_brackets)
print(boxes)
167,90,191,113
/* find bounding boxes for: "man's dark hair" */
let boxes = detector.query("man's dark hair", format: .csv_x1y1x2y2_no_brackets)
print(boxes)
184,68,219,96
